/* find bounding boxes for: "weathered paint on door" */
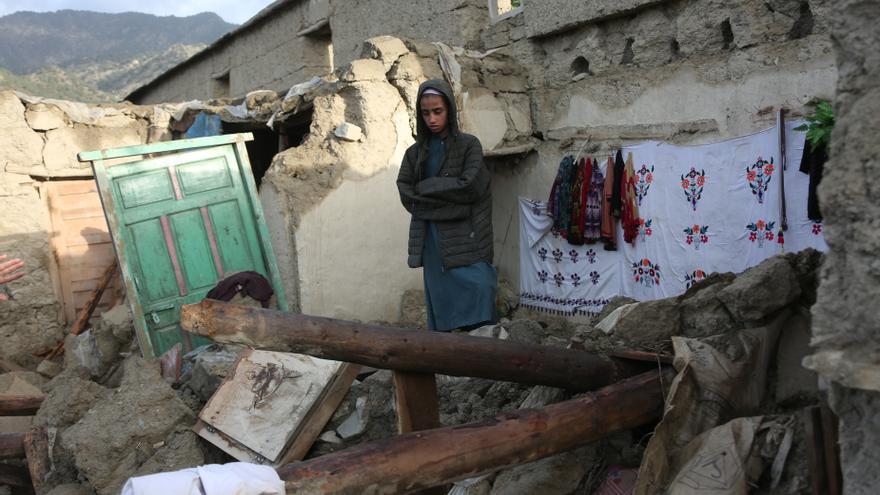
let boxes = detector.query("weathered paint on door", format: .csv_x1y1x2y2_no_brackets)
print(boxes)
79,134,287,357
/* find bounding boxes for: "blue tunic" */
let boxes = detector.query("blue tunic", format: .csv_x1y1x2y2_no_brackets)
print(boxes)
422,134,497,331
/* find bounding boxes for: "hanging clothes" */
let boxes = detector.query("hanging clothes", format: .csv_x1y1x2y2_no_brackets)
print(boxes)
548,155,576,237
601,155,618,250
568,157,590,244
621,152,640,244
610,149,625,217
584,157,604,243
799,142,827,221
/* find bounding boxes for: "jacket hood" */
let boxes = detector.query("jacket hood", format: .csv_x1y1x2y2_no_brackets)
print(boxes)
416,79,459,143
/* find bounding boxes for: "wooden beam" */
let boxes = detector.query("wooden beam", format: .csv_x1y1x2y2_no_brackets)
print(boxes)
278,369,673,494
46,260,117,359
0,395,44,416
0,463,32,490
24,427,50,492
181,300,638,391
393,372,441,433
0,432,25,459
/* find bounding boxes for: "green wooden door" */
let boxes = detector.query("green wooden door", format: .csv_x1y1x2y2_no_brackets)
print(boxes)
80,134,287,357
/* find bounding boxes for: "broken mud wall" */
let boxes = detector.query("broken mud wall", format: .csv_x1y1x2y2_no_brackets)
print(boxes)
485,0,837,286
131,0,332,104
328,0,489,68
803,1,880,493
260,37,532,323
0,91,156,367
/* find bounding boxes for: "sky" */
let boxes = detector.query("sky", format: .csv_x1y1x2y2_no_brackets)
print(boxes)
0,0,276,24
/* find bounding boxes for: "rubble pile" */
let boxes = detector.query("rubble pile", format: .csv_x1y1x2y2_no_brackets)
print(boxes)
0,250,826,494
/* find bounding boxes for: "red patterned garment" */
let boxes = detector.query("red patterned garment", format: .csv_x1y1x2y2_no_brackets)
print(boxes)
621,152,641,244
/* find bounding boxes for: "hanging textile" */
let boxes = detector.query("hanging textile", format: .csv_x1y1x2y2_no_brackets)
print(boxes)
548,155,576,238
519,124,826,314
585,157,604,243
567,157,589,245
600,155,618,250
621,152,641,244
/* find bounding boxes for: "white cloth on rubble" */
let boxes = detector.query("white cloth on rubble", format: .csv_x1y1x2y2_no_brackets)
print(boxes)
121,462,285,495
518,125,826,315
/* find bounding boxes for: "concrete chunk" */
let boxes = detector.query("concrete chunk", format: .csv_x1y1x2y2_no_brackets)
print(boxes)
334,122,363,142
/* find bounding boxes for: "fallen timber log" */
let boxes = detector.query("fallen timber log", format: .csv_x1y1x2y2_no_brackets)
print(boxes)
278,369,673,494
181,300,653,391
24,427,50,492
0,395,44,416
0,432,25,459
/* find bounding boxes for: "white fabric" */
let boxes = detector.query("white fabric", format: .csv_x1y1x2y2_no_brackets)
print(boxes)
518,125,826,314
121,462,285,495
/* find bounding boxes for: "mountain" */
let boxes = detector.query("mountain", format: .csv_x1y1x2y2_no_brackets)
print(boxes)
0,10,237,102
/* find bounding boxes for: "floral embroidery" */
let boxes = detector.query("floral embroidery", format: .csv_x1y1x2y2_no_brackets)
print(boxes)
638,218,653,241
519,293,611,316
746,156,774,204
589,271,600,285
537,270,549,283
685,269,707,289
811,222,823,235
635,164,655,206
746,219,776,247
570,273,582,287
551,248,564,263
568,249,580,263
632,258,661,287
681,167,706,211
585,249,597,264
553,272,565,287
537,247,548,261
683,224,710,250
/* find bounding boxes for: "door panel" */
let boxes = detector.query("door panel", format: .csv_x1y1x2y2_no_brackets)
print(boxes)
84,134,287,357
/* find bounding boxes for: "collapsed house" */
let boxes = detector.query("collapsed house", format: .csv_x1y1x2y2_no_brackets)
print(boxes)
1,0,878,493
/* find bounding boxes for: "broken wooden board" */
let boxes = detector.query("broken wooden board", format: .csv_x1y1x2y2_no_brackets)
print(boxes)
195,349,356,465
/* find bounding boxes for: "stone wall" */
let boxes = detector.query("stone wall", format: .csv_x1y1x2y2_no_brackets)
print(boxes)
132,1,332,104
0,91,153,367
328,0,489,68
805,0,880,493
487,0,837,287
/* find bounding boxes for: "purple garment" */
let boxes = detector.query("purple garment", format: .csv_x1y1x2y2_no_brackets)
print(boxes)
584,159,604,242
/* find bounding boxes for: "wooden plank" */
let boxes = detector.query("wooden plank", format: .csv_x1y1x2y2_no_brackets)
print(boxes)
79,133,254,161
278,369,673,494
803,406,827,495
23,428,50,492
182,300,634,392
820,404,842,495
0,432,25,459
69,261,117,336
393,372,441,433
0,395,44,416
50,180,98,196
277,362,361,464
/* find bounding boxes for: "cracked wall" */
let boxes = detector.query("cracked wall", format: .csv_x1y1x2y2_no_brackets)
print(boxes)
0,91,154,367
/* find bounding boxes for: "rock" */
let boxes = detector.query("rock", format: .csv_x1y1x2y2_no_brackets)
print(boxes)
717,256,802,322
469,323,509,340
180,344,243,402
61,356,195,495
679,273,739,338
133,429,205,477
63,331,101,377
592,296,638,325
775,307,818,404
398,289,426,329
0,91,45,168
336,396,367,439
450,474,493,495
45,484,92,495
334,122,363,142
37,359,63,378
519,385,566,409
339,59,387,82
361,36,409,71
25,103,67,131
34,367,108,429
501,319,544,345
489,446,595,495
495,277,519,319
786,249,824,306
612,298,682,350
388,52,444,82
319,430,343,444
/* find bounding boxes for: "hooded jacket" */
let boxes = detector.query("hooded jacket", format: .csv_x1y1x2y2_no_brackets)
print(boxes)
396,79,493,269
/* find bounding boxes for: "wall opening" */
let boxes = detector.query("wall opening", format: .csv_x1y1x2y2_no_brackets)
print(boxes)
621,38,635,65
212,70,231,99
223,122,279,187
570,56,591,77
721,19,734,49
489,0,523,22
788,1,814,40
